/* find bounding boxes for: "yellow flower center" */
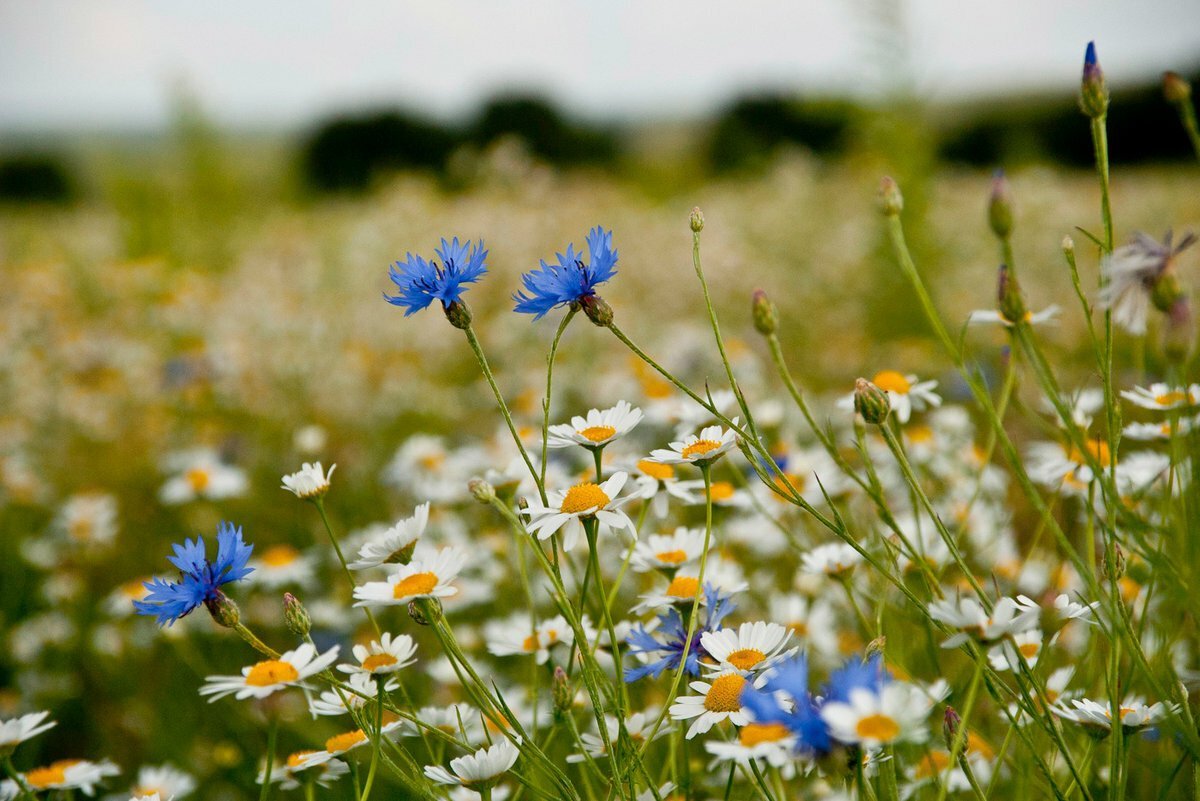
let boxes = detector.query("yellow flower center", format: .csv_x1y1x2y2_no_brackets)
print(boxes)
121,579,149,600
666,576,700,598
681,439,721,459
245,659,300,686
133,787,162,797
872,370,912,394
907,425,934,444
1067,440,1113,467
1154,391,1190,406
788,620,809,636
68,518,93,541
738,722,791,746
25,760,81,789
967,731,994,758
361,654,398,672
419,453,445,471
854,713,900,742
704,674,747,712
914,751,951,779
710,481,736,501
726,648,767,671
287,751,319,769
579,425,617,443
186,467,211,492
561,483,611,514
638,459,675,480
325,729,367,753
262,544,300,567
655,549,688,564
394,571,439,599
1018,642,1040,659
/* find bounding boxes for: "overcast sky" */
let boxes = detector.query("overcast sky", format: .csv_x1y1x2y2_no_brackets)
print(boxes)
1,0,1198,132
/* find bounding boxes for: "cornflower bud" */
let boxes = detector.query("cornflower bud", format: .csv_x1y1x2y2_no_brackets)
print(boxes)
879,176,904,216
1080,41,1109,119
205,590,241,629
690,206,705,233
997,264,1027,325
988,169,1014,239
943,706,963,752
580,294,614,327
1103,543,1126,582
552,666,574,719
1163,71,1192,105
283,592,311,637
469,478,497,504
443,299,473,330
751,289,778,336
853,378,891,425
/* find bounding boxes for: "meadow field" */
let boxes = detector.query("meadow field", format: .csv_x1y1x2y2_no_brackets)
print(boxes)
3,74,1200,801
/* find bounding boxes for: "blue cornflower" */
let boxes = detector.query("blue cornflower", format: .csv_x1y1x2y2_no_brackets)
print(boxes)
624,584,735,682
134,521,254,626
740,653,832,756
385,238,488,317
823,653,891,703
513,226,618,320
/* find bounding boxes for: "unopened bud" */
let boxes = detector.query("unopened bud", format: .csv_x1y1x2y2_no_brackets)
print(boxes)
879,177,903,216
1080,41,1109,119
997,264,1027,325
751,289,778,336
1163,71,1192,105
205,590,241,629
1163,297,1195,365
1103,543,1127,582
943,706,963,751
443,299,473,330
1062,235,1075,257
853,378,891,425
690,206,705,233
865,636,886,660
1150,268,1186,316
409,597,442,626
283,592,311,636
580,294,613,327
552,666,573,719
988,170,1014,239
469,478,497,504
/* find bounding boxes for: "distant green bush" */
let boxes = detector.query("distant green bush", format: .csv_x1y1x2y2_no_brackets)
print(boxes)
707,94,855,173
0,155,75,203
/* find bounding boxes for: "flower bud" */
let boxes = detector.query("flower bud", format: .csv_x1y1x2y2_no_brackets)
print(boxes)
1079,41,1109,119
751,289,778,336
943,706,962,752
552,666,574,719
409,597,442,626
865,636,887,660
469,478,497,505
988,170,1014,239
1103,543,1127,582
1163,297,1195,365
205,590,241,629
878,177,903,216
853,378,891,425
580,294,613,327
690,206,705,233
1062,235,1075,257
283,592,311,637
443,299,473,330
997,264,1027,325
1163,71,1192,105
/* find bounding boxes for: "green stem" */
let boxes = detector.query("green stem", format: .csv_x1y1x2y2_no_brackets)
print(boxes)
314,498,381,636
2,756,34,800
1170,94,1200,162
539,309,577,502
936,657,984,801
259,716,278,801
359,677,385,801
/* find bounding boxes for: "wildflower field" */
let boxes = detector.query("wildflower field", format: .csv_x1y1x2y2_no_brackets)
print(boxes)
5,43,1200,801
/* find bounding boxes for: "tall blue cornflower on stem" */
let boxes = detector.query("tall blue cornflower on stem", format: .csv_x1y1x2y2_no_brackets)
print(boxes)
385,237,488,329
514,226,619,326
135,521,253,627
623,584,735,681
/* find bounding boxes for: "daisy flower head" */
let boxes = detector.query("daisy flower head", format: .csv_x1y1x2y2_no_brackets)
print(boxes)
311,672,399,717
280,462,335,500
705,722,798,768
801,542,863,577
520,472,635,552
1026,439,1113,495
134,521,253,627
969,305,1061,328
339,632,418,676
839,371,941,424
158,448,248,505
385,237,488,321
0,711,55,754
546,401,643,450
131,764,196,799
1123,416,1197,441
669,670,766,738
513,226,618,322
1053,697,1176,734
247,544,314,589
821,674,932,748
199,642,339,702
1099,230,1195,334
424,739,521,787
8,758,120,795
647,423,739,467
568,710,666,763
486,614,572,665
629,527,705,573
261,752,348,791
1121,383,1200,411
347,503,430,569
54,493,119,548
700,621,795,675
927,596,1040,648
131,793,170,801
354,546,467,608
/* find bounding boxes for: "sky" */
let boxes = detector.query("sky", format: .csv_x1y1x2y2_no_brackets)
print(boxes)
1,0,1199,132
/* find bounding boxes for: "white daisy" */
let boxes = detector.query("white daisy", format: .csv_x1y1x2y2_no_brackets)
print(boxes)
546,401,644,450
820,682,932,747
927,596,1040,648
520,473,636,552
968,305,1061,327
130,765,195,799
9,759,120,795
1121,383,1200,411
319,719,405,760
247,544,315,589
347,504,430,569
628,459,693,518
705,722,797,767
338,632,419,676
988,629,1044,672
1026,439,1112,494
629,527,706,573
646,423,739,466
54,493,119,547
280,462,335,499
669,672,765,738
566,710,664,763
158,448,248,505
199,643,340,702
1053,697,1175,732
293,424,328,456
1116,451,1172,496
700,622,795,675
424,739,520,786
261,752,349,790
131,793,171,801
769,594,840,661
801,542,863,577
310,672,399,717
353,547,467,608
839,371,941,424
0,711,56,751
485,615,572,665
1123,416,1197,441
